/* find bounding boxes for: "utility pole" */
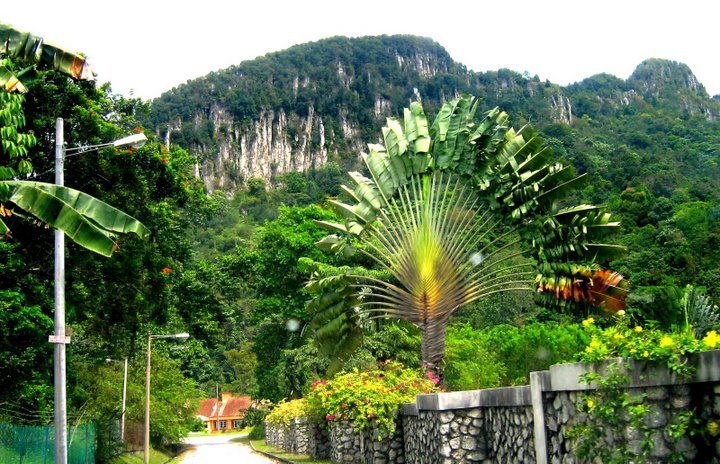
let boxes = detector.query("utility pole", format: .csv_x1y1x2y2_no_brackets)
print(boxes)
53,117,68,464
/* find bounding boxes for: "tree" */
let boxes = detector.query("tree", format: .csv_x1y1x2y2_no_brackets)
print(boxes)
0,23,147,255
306,95,627,381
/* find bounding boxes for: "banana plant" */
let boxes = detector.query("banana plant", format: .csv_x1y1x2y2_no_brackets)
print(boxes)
0,22,92,93
0,181,149,256
0,23,148,256
306,95,627,381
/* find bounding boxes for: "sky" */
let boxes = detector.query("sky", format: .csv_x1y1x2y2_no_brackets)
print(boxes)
4,0,719,101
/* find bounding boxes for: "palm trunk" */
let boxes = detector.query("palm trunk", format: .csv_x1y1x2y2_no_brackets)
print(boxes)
420,320,447,385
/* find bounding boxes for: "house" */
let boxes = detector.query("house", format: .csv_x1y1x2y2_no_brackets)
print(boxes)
196,392,252,433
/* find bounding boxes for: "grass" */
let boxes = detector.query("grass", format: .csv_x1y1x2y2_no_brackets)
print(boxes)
246,437,331,464
110,447,173,464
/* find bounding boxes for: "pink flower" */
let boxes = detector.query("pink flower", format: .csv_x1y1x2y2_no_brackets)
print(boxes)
326,414,335,421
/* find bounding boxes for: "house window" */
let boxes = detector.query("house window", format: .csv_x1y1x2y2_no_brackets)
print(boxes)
217,420,227,430
232,419,242,429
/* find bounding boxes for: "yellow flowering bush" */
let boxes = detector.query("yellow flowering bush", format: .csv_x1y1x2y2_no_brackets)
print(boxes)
265,398,312,427
704,330,720,349
576,318,712,375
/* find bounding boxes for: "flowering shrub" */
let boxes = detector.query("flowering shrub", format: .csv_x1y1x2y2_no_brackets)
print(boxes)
265,398,312,427
576,317,718,375
569,317,719,462
306,362,435,438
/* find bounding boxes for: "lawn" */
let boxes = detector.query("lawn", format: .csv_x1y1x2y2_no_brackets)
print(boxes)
109,448,173,464
246,437,331,464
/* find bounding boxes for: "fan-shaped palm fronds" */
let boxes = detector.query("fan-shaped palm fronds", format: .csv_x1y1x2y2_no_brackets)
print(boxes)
682,285,719,337
307,95,627,380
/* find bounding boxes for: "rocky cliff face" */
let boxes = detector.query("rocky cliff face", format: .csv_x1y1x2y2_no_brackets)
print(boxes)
189,104,328,191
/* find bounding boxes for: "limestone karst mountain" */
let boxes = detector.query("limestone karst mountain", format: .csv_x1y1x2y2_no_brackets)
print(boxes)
147,36,720,192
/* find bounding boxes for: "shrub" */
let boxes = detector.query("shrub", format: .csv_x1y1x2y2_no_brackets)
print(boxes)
265,398,312,427
248,422,265,440
306,362,435,438
442,322,589,387
479,322,589,384
444,325,506,390
576,316,713,375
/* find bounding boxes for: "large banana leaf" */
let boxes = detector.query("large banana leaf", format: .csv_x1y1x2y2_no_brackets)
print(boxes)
1,181,148,256
0,23,93,92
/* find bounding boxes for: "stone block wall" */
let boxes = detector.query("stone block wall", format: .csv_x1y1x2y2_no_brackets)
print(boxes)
329,419,363,463
265,419,322,455
267,351,720,463
401,387,533,463
362,421,406,464
308,422,331,459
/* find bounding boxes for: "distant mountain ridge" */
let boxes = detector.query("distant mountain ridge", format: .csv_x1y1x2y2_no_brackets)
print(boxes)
147,35,720,192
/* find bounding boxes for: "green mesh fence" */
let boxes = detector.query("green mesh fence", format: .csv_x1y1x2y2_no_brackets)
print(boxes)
0,422,96,464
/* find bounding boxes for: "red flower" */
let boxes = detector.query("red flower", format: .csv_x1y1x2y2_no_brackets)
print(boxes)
134,126,142,133
326,414,334,421
160,157,169,163
162,267,172,275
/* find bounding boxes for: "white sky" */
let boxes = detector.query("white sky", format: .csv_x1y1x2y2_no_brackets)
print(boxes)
4,0,719,101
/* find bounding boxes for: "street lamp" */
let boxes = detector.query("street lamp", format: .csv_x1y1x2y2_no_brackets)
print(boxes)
145,332,190,464
51,118,147,464
105,358,129,443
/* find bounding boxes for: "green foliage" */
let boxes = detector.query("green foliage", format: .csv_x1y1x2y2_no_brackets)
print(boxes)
248,423,266,440
306,362,434,438
567,363,656,463
443,325,505,390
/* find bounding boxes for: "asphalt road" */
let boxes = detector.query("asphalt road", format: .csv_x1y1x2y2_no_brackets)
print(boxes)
177,434,277,463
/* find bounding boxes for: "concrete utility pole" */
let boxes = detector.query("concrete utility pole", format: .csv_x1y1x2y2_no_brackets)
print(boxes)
53,117,68,464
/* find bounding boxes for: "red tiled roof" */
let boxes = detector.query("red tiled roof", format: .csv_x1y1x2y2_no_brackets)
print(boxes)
196,394,252,419
221,396,251,417
197,398,217,418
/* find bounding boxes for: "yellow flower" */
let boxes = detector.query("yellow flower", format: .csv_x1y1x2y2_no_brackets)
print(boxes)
616,310,626,317
589,338,602,348
613,333,624,340
586,399,595,409
582,317,595,327
708,420,720,437
634,326,643,333
659,336,674,348
642,350,650,357
703,330,720,349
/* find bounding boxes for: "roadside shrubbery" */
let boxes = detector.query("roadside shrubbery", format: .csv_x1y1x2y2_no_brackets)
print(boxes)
265,398,313,427
305,362,435,438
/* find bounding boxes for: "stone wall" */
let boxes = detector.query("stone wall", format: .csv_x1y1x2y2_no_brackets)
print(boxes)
329,419,364,463
265,419,322,455
266,351,720,463
362,421,406,464
401,387,533,463
308,422,331,459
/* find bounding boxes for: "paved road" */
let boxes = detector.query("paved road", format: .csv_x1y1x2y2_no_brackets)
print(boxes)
177,434,277,463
